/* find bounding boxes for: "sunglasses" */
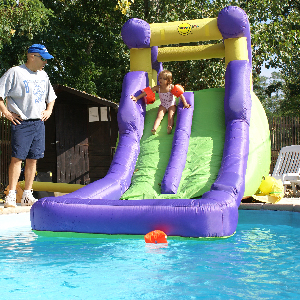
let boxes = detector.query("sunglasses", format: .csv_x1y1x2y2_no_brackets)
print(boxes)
33,54,47,61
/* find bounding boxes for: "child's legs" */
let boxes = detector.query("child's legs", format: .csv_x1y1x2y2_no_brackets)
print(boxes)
153,105,167,130
167,105,176,129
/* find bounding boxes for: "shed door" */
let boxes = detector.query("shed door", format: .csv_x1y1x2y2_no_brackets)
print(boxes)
55,103,90,185
88,106,116,182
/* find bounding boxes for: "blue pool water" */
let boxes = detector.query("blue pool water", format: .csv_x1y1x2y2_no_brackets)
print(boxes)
1,210,300,300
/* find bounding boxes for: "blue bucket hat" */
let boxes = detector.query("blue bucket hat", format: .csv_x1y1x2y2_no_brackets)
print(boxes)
28,44,54,60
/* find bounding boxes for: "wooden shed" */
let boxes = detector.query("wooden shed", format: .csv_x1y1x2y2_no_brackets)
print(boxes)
38,85,119,185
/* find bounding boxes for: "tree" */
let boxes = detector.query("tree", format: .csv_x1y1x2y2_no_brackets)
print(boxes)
1,0,300,109
278,60,300,116
253,72,284,117
34,0,130,100
0,0,52,74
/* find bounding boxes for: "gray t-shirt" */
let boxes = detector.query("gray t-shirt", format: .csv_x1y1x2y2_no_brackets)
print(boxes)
0,64,56,120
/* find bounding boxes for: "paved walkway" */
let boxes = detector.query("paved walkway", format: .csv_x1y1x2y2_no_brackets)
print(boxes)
0,203,31,214
1,198,300,215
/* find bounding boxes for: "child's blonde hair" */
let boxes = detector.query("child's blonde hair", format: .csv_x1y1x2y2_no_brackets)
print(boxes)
159,70,173,85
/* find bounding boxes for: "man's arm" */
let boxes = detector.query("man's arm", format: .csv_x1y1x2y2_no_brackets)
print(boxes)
41,100,55,121
0,97,22,125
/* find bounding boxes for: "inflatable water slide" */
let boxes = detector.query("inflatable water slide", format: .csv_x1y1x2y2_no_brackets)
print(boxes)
31,6,270,238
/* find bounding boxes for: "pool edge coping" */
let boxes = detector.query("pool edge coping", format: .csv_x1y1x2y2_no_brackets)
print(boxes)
239,202,300,212
0,205,31,215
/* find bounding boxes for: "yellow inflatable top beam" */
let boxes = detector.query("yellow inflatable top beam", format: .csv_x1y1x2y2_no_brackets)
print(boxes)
125,14,250,87
150,18,222,47
157,43,225,62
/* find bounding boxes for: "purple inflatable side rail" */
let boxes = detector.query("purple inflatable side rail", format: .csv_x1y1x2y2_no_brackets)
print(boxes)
31,6,252,237
161,93,194,194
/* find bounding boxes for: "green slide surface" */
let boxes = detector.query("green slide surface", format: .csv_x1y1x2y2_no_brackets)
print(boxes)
121,88,226,200
121,87,270,200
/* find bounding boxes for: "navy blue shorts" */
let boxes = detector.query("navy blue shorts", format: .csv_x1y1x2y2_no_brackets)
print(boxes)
11,119,45,160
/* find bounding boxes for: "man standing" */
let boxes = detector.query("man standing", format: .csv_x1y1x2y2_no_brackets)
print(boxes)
0,44,56,207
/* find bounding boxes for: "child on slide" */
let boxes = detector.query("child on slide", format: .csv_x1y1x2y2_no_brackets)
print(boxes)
131,70,191,135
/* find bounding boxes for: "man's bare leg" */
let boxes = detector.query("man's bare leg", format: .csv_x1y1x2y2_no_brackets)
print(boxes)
24,159,37,190
8,157,22,191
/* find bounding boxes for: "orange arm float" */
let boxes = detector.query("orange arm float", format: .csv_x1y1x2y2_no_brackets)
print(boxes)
171,84,184,97
143,87,156,104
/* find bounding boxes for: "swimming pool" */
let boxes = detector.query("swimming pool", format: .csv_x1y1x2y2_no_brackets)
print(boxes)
1,210,300,299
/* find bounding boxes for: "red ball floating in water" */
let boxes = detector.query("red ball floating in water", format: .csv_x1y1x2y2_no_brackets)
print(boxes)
144,230,167,244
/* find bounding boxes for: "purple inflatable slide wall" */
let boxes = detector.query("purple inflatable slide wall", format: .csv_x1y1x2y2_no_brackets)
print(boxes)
31,6,252,237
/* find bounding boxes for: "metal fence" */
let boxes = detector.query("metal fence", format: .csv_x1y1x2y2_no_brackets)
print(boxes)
0,115,11,190
269,116,300,174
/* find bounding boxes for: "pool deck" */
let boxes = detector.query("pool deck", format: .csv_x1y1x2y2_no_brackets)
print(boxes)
1,198,300,215
239,198,300,212
0,203,31,214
